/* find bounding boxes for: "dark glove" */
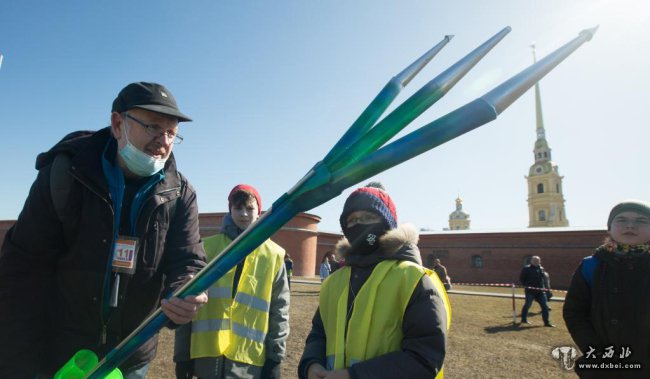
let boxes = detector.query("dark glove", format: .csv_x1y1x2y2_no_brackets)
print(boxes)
261,359,281,379
175,360,194,379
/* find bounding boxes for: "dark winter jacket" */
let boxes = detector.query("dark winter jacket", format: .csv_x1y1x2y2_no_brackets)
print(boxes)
298,224,447,379
519,264,546,292
0,128,206,378
563,246,650,378
433,264,450,285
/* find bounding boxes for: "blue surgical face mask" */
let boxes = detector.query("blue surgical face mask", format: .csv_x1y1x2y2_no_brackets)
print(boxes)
118,122,167,177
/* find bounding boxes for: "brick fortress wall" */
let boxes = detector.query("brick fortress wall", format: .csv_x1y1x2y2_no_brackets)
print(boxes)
418,228,607,289
0,217,607,288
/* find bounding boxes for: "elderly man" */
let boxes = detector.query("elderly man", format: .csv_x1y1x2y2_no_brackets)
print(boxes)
519,256,554,327
0,82,208,378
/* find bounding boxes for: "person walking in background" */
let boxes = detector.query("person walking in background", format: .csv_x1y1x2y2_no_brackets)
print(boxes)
432,258,452,291
174,184,289,379
299,184,450,379
0,82,208,378
319,254,331,282
564,200,650,378
327,251,342,273
542,271,552,310
285,253,294,290
519,256,554,327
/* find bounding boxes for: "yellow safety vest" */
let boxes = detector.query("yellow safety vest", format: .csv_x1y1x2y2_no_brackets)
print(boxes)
320,260,451,377
190,233,285,366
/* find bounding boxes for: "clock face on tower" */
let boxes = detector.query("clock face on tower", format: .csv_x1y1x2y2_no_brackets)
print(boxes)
535,165,543,174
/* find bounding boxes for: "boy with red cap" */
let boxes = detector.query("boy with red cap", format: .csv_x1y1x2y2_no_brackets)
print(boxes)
298,184,450,379
175,184,290,379
564,200,650,378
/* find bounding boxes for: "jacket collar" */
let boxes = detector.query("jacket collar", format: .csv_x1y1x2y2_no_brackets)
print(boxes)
220,214,243,241
334,223,422,267
56,128,181,195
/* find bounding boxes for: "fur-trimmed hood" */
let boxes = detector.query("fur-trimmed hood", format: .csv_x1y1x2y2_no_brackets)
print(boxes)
334,223,422,266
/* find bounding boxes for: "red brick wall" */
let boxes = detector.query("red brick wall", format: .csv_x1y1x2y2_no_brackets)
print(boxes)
418,229,608,289
0,213,322,277
269,213,320,277
197,212,321,277
0,215,607,289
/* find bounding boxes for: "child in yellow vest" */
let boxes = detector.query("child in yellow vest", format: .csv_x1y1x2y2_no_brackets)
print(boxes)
174,184,290,379
299,183,449,379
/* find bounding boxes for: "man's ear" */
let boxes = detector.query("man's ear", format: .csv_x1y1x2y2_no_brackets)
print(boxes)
110,112,124,139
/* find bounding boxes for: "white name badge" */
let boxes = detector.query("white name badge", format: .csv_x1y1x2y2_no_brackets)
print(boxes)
112,236,139,274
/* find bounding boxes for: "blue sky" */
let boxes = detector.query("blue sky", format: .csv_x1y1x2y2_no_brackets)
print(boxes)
1,0,648,232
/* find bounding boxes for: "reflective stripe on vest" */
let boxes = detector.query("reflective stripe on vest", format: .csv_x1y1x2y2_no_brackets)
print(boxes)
190,233,284,366
234,291,271,313
320,260,451,378
192,318,230,333
207,286,231,299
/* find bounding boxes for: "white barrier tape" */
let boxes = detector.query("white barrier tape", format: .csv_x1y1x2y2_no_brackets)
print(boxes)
453,282,515,287
522,285,567,293
453,282,567,293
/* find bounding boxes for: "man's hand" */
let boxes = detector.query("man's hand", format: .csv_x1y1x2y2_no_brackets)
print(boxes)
161,292,208,324
161,274,208,324
307,363,329,379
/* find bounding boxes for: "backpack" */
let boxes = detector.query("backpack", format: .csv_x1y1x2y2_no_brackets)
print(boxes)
580,255,599,288
47,130,95,222
50,153,74,222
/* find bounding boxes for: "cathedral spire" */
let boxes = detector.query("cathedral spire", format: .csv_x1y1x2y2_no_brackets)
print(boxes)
530,43,552,163
532,44,546,142
526,43,568,227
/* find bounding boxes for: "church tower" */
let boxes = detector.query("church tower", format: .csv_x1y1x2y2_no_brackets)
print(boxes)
526,44,569,227
449,197,470,230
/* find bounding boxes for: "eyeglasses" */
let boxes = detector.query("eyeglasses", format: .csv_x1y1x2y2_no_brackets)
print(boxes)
613,217,650,227
125,113,183,144
346,213,381,227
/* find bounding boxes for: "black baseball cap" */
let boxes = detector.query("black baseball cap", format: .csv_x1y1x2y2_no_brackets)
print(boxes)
112,82,192,122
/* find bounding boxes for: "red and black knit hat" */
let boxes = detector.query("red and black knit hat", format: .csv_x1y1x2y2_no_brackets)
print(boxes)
228,184,262,215
339,186,398,230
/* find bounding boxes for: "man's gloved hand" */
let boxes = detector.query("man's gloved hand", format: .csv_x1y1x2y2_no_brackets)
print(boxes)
261,359,281,379
175,360,194,379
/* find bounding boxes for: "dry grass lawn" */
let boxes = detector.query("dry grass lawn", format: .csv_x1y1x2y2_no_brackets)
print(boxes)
150,282,578,378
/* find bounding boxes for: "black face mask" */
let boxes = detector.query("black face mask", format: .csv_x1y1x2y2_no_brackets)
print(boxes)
343,223,388,255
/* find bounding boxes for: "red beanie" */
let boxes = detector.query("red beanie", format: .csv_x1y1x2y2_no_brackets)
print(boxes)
340,186,398,230
228,184,262,215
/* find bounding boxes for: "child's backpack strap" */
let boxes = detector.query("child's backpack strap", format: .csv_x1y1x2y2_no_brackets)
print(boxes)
50,153,74,222
580,255,600,288
47,130,95,222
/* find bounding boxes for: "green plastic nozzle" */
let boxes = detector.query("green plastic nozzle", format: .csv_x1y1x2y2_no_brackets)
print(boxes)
54,349,123,379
